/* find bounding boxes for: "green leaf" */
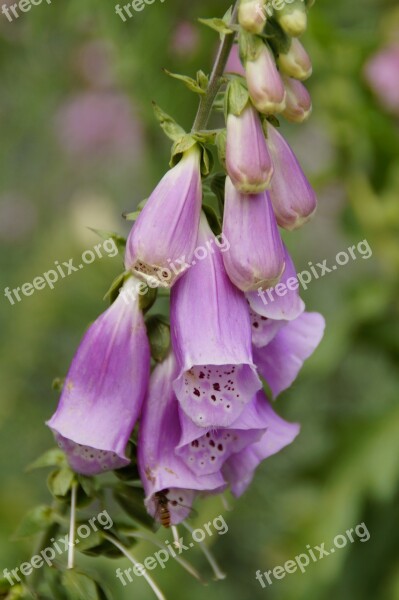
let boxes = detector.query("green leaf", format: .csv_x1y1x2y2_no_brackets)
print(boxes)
47,467,75,498
202,205,222,237
200,145,214,177
215,130,227,166
163,69,206,95
152,102,186,141
198,17,234,35
145,315,171,363
13,505,56,539
170,135,197,165
61,571,99,600
27,448,67,471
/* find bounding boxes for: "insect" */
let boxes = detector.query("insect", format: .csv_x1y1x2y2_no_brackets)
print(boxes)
154,489,171,528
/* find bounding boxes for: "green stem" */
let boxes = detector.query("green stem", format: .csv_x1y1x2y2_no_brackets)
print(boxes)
191,1,240,131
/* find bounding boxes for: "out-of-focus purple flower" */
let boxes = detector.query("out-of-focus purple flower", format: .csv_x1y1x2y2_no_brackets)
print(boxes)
247,244,305,339
225,44,246,76
74,40,116,89
222,177,285,292
282,76,312,123
47,278,150,476
226,103,274,193
364,44,399,115
54,92,144,162
170,21,200,58
267,124,317,230
277,38,312,81
253,311,325,397
245,43,286,114
238,0,266,34
125,146,202,288
176,391,273,476
138,354,226,526
222,391,300,496
171,214,262,428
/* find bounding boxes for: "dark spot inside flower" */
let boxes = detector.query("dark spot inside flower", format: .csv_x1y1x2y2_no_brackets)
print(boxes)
211,456,215,461
206,432,210,437
209,440,215,447
213,383,221,391
199,371,205,379
171,500,177,506
261,316,268,321
253,322,259,328
179,497,183,502
211,394,216,402
191,440,199,447
193,388,200,397
218,444,223,451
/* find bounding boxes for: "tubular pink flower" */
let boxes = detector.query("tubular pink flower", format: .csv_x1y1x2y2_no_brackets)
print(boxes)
171,214,262,428
226,103,274,193
125,145,202,287
267,124,317,230
225,44,246,77
253,311,325,397
47,278,150,476
245,44,286,115
222,177,285,292
138,354,226,526
222,392,300,496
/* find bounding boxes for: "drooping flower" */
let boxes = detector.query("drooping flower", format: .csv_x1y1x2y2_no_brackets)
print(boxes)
282,76,312,123
176,390,276,476
47,277,150,476
253,311,325,398
277,38,312,81
246,244,305,343
222,177,285,292
267,124,317,230
245,43,286,115
138,353,226,526
276,1,307,37
226,102,274,193
222,392,300,497
125,145,202,287
171,214,262,428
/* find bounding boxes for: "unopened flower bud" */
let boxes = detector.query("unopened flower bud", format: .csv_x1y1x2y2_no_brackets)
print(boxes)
226,103,274,193
276,0,307,37
266,124,317,230
282,76,312,122
245,43,286,114
238,0,266,34
277,38,312,80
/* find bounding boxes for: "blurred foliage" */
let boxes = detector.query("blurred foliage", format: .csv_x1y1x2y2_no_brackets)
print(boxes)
0,0,399,599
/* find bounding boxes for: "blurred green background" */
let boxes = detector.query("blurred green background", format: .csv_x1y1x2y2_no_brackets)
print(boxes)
1,0,399,598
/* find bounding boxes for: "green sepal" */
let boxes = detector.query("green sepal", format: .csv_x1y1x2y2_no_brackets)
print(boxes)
145,315,171,363
47,467,76,498
200,144,214,177
27,448,67,471
103,271,130,304
138,285,158,314
264,18,291,56
215,130,227,167
170,135,197,166
225,78,250,118
152,102,186,141
163,68,208,95
238,29,264,63
122,197,148,222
